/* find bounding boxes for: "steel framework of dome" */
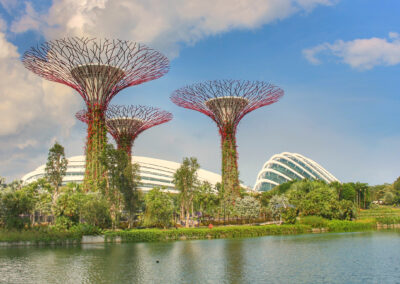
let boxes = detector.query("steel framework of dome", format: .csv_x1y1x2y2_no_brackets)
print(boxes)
254,152,339,192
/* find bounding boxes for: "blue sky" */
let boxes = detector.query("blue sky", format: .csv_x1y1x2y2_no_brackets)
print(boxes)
0,0,399,186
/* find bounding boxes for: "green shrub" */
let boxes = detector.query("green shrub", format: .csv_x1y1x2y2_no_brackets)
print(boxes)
104,224,311,243
300,216,328,228
282,208,297,224
326,220,375,232
69,223,102,236
0,224,102,243
376,216,400,224
54,216,74,230
80,194,111,228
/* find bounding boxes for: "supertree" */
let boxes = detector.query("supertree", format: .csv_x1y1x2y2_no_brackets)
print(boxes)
22,37,169,191
77,105,173,159
171,80,284,198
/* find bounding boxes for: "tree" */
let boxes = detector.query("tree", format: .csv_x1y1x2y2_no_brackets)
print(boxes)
384,191,395,205
268,195,290,222
53,186,85,228
45,142,68,213
99,144,124,228
353,182,369,209
100,144,141,229
194,181,220,217
0,187,35,229
144,188,174,228
173,157,200,227
120,162,142,228
234,196,261,221
80,193,111,228
337,183,356,202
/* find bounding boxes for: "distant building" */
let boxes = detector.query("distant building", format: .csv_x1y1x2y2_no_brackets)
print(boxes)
254,152,339,192
21,156,222,193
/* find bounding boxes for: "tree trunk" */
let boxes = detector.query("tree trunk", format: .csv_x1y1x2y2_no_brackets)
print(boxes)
180,203,184,224
185,209,190,228
83,104,107,192
220,125,240,199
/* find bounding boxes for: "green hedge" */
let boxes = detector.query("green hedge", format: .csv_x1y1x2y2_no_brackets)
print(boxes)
104,225,311,243
0,224,101,243
376,216,400,225
300,216,328,228
326,220,376,232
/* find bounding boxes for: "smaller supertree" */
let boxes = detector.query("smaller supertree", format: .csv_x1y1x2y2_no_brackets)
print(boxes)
171,80,284,199
77,105,172,158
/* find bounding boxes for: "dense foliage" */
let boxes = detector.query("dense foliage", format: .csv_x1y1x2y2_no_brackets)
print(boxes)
144,188,174,228
45,141,68,213
2,142,400,235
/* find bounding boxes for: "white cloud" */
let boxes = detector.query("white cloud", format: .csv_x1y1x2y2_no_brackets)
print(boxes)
0,0,20,14
11,0,336,57
9,2,41,33
303,33,400,70
0,29,81,180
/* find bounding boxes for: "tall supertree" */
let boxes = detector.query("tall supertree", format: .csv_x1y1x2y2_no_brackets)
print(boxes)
171,80,284,198
77,105,173,159
22,37,169,191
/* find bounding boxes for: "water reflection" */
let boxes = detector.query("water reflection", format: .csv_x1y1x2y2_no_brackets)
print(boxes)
1,231,400,283
224,239,244,284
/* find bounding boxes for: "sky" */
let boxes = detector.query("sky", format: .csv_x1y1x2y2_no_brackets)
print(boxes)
0,0,399,187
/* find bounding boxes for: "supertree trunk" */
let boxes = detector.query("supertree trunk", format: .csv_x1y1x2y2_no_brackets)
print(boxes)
116,135,134,160
84,104,107,191
170,80,284,200
220,124,240,198
23,38,170,192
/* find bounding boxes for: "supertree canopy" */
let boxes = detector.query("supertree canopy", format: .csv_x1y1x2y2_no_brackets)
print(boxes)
171,80,284,198
22,37,169,191
77,105,173,158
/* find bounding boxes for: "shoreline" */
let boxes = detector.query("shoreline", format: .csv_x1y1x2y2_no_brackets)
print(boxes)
1,221,399,247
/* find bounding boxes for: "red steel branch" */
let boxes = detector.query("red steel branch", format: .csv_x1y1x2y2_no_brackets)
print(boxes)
23,37,169,191
77,105,173,157
22,37,170,107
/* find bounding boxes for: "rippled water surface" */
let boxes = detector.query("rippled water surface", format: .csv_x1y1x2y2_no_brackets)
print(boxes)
1,231,400,284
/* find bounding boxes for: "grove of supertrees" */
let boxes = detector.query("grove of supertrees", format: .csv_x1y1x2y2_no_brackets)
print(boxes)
22,37,169,191
76,105,173,159
171,80,284,200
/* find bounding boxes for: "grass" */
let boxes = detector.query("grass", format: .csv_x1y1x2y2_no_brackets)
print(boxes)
326,220,376,232
0,224,101,243
0,229,81,243
104,224,312,243
2,207,400,245
359,206,400,220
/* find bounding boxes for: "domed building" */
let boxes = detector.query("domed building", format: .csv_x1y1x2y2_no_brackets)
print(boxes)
22,156,222,193
254,152,339,192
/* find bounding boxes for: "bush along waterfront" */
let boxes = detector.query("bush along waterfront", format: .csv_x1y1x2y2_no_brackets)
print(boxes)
2,143,400,245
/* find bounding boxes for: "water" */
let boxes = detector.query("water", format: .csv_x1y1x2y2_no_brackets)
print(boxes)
1,231,400,284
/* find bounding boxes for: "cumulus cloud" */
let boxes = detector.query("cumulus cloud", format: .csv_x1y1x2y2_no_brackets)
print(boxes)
11,0,336,57
303,33,400,70
0,28,81,180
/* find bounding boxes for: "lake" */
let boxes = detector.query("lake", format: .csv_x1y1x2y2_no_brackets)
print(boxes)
1,231,399,283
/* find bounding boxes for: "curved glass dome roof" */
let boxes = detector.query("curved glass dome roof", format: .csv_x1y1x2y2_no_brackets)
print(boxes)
254,152,339,192
22,156,222,193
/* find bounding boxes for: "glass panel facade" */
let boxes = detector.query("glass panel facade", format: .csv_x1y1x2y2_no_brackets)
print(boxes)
255,152,338,192
140,176,171,183
139,170,171,178
267,163,302,180
262,171,289,184
256,182,275,192
276,158,314,180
